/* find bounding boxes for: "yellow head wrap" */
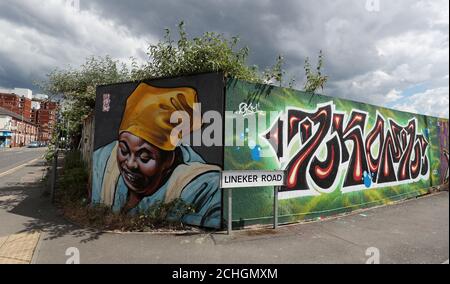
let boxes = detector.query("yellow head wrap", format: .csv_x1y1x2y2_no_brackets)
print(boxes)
119,83,199,151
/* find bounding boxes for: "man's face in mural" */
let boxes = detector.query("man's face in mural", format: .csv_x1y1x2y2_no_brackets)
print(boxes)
117,132,175,197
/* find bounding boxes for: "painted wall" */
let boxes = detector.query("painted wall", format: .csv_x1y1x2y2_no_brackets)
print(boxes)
91,73,448,230
224,78,448,227
92,73,225,229
438,119,449,184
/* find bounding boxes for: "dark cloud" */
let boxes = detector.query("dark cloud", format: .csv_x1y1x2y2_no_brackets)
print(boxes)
0,0,448,117
0,0,149,92
84,0,449,110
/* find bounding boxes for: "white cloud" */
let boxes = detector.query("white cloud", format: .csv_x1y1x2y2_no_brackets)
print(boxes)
413,0,449,27
392,87,449,118
386,89,403,102
328,25,449,111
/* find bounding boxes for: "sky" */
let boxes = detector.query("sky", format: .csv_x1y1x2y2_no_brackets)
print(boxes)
0,0,448,118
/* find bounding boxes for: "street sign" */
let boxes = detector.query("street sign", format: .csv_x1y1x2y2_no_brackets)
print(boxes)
221,170,286,235
221,170,285,189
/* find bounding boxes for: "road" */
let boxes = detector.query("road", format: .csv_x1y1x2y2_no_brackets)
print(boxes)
0,151,448,264
0,148,47,175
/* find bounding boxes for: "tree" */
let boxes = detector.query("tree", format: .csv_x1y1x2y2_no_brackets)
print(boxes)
129,21,270,83
41,21,327,149
303,50,328,102
40,56,130,148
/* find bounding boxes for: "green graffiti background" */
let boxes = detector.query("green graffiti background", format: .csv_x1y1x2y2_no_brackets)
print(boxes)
224,79,443,227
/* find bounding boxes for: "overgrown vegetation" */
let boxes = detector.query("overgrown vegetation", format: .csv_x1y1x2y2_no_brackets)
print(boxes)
40,56,130,150
304,50,329,102
133,22,262,83
55,151,195,231
55,150,89,208
41,21,328,149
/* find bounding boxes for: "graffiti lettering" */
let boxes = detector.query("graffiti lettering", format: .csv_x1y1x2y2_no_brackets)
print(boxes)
235,102,263,117
263,102,430,195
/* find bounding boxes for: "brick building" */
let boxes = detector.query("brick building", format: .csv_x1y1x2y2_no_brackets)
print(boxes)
0,92,32,121
0,107,38,148
31,100,58,142
0,90,58,146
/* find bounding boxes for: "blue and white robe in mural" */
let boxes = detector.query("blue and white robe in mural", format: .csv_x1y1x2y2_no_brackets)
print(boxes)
92,142,222,229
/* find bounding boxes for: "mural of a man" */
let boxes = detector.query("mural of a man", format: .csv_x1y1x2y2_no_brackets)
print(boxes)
92,83,222,228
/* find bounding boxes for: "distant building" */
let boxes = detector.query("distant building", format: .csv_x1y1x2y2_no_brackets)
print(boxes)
31,101,58,142
31,101,41,110
0,106,38,148
0,89,58,146
13,88,33,100
0,92,32,121
33,93,49,100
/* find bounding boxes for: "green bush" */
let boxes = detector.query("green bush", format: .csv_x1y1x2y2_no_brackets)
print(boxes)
64,150,85,170
133,199,195,229
44,146,57,162
56,150,89,206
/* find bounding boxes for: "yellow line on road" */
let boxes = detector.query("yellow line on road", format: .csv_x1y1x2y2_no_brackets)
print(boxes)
0,158,41,178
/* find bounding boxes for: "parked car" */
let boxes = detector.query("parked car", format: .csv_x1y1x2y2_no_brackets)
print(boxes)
27,141,40,148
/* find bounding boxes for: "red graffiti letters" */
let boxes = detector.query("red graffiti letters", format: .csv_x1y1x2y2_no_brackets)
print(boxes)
263,103,430,194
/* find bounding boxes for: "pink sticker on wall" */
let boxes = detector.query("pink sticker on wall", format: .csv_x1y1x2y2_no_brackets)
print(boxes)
103,94,111,113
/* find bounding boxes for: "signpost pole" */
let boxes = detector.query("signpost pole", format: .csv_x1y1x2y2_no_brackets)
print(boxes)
274,186,279,229
221,170,286,234
228,188,233,235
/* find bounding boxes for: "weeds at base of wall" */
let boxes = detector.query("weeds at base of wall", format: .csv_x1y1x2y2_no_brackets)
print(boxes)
435,183,449,192
53,150,198,233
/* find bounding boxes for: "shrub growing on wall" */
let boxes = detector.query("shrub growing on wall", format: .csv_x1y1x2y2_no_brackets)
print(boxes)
41,21,326,150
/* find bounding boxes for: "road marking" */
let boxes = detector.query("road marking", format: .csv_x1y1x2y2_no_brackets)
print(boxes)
0,158,41,178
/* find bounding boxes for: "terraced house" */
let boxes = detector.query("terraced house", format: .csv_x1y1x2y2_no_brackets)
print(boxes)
0,89,58,147
0,106,38,148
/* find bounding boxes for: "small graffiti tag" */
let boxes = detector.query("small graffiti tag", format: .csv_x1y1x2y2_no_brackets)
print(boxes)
235,102,263,117
102,93,111,113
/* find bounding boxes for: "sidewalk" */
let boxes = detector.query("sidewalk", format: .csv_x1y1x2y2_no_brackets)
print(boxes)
35,191,449,264
0,157,448,264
